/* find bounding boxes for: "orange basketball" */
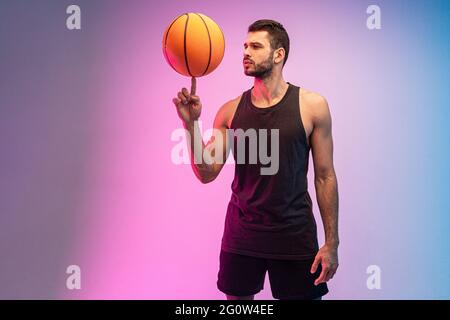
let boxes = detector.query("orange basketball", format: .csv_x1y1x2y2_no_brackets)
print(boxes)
162,13,225,77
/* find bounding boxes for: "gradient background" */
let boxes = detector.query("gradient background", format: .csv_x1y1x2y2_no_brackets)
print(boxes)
0,0,449,299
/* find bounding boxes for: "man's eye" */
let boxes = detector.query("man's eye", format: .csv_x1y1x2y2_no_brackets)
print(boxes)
244,44,260,49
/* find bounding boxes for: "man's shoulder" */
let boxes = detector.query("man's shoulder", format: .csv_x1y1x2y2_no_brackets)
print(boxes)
218,94,242,115
300,87,330,121
300,87,328,107
226,94,243,107
215,94,243,128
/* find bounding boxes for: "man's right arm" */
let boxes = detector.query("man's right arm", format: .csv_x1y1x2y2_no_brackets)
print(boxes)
172,85,235,184
182,102,232,183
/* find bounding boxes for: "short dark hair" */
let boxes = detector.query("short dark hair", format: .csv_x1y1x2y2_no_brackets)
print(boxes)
248,19,290,67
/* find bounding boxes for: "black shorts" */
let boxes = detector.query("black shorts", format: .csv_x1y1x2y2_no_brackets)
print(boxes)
217,249,329,300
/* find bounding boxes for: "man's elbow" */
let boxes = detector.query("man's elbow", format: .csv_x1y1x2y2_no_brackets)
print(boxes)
314,170,337,185
197,171,218,184
198,176,211,184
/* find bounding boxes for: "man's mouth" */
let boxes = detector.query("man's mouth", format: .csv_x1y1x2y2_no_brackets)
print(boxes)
243,60,253,65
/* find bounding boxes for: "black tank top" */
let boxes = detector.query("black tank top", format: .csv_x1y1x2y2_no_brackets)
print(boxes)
221,82,319,260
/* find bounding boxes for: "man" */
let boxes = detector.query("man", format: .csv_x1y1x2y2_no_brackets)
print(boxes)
172,19,339,300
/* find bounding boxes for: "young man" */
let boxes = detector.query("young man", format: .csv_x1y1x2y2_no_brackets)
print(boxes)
172,19,339,300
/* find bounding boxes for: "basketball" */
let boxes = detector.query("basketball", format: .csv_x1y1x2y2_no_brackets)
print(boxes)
162,13,225,77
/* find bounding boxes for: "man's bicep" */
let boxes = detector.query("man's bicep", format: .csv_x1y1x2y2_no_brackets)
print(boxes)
205,102,233,170
310,97,335,180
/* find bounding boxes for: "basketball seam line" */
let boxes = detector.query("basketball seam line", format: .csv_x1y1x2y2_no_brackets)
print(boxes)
184,13,193,77
196,13,212,77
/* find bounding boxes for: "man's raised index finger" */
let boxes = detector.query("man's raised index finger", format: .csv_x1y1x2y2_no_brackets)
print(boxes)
191,77,196,95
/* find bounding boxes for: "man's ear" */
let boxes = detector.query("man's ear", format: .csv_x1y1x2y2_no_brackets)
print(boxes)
274,48,285,65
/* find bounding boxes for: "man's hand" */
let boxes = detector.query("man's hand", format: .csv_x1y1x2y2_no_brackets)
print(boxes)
310,244,339,286
172,77,202,126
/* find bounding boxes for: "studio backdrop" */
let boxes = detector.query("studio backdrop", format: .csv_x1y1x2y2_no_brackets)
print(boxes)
0,0,449,299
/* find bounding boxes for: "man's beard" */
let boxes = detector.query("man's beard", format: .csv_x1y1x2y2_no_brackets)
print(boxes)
245,51,274,79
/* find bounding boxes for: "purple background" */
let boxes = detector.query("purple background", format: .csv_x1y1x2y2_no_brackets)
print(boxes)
0,0,449,299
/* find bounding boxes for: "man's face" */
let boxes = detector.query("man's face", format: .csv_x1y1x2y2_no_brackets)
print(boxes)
243,31,275,79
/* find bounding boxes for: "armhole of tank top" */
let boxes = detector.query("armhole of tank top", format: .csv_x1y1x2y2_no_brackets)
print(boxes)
297,87,310,150
229,91,246,129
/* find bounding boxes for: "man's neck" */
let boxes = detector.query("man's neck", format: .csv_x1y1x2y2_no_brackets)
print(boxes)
252,73,289,105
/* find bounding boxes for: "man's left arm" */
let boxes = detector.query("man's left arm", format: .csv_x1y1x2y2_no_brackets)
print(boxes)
308,95,339,286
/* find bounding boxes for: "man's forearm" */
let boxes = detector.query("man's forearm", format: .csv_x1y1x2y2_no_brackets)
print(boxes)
183,120,215,183
314,174,339,247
